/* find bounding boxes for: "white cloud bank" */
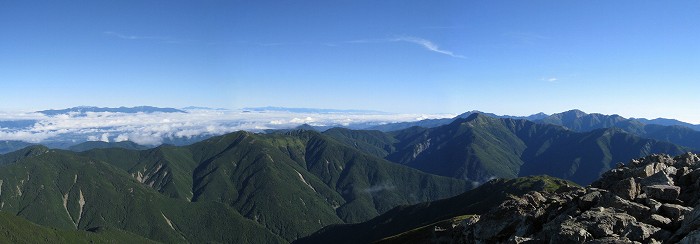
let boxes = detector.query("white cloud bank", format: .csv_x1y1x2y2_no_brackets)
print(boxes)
0,109,453,146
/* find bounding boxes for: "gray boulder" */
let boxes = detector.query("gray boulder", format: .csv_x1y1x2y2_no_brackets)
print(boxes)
598,194,651,220
643,185,681,202
660,203,692,222
644,214,672,229
610,178,638,200
622,221,661,242
640,171,674,187
670,205,700,242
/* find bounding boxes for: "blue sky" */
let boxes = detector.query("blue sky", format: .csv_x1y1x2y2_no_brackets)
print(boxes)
1,1,699,122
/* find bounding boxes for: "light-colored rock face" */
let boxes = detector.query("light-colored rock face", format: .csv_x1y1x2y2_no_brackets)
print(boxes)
411,139,431,159
448,153,700,244
640,171,675,186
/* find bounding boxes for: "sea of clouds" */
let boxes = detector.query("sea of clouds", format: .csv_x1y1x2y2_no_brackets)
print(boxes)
0,109,453,146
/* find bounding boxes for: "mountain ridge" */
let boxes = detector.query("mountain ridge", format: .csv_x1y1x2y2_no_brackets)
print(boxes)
0,129,471,242
327,113,687,185
37,106,186,116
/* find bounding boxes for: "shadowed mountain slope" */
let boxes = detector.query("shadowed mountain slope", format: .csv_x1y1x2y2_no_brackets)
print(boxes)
326,114,686,185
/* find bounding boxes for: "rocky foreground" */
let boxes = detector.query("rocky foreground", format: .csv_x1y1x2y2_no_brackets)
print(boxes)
435,153,700,243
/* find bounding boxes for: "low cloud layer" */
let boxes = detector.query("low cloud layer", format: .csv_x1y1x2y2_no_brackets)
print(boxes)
0,109,453,146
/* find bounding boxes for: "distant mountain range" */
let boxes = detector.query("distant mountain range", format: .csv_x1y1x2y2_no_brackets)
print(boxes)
367,109,700,133
180,106,229,111
243,106,387,114
37,106,186,116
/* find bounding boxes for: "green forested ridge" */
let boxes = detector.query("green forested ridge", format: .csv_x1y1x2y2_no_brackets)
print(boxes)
0,130,470,242
534,109,700,149
361,109,700,151
0,149,284,243
68,141,150,152
0,211,157,243
326,114,687,185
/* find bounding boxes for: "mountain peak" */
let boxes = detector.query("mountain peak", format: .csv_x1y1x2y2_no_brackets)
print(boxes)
453,112,493,125
559,109,587,117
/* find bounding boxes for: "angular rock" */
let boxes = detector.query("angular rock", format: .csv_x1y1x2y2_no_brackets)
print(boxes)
674,152,700,167
610,178,638,200
548,221,592,243
644,214,672,229
645,198,663,213
584,237,636,244
598,194,651,220
626,164,655,178
523,191,547,208
664,166,678,177
577,207,636,238
472,193,546,242
578,190,602,211
660,203,692,221
643,185,681,202
653,162,668,174
670,205,700,243
623,221,661,242
640,171,674,187
645,154,673,168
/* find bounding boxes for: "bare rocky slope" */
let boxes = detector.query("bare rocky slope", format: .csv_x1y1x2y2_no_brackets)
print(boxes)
415,153,700,243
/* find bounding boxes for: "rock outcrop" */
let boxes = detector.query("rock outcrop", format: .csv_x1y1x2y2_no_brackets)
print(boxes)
450,153,700,243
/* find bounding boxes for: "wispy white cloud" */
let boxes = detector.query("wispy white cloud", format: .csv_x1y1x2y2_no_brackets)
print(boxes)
346,36,465,59
542,77,558,83
362,183,396,194
102,31,188,44
391,36,465,58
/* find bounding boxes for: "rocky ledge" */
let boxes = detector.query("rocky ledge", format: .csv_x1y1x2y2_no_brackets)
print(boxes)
454,153,700,243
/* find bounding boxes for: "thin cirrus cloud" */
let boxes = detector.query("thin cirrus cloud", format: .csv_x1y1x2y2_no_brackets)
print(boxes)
102,31,188,44
346,36,465,59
